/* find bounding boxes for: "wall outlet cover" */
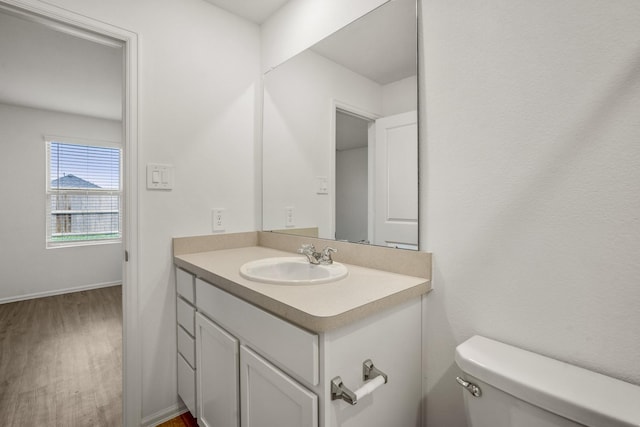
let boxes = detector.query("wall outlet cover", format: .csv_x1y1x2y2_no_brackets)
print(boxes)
212,208,225,232
285,207,295,227
316,176,329,194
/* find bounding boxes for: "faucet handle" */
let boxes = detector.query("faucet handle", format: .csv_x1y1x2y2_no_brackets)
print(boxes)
299,244,321,264
298,243,316,254
321,247,337,264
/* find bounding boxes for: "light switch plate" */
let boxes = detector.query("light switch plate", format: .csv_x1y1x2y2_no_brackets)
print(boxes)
147,164,174,190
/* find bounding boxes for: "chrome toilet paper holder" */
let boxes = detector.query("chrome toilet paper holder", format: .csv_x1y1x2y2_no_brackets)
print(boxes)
331,359,389,405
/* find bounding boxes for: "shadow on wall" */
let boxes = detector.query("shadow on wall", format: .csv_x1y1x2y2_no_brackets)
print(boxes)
423,258,467,427
424,264,468,427
426,363,469,427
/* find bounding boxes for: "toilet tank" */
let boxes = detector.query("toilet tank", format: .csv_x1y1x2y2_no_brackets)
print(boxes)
455,336,640,427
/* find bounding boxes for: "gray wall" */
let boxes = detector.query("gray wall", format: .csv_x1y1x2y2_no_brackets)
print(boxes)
336,146,368,242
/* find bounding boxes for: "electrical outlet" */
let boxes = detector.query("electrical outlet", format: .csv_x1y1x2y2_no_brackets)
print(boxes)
316,176,329,194
285,207,295,227
212,208,225,232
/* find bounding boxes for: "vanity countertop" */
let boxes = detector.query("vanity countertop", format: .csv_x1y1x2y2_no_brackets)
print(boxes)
174,244,430,333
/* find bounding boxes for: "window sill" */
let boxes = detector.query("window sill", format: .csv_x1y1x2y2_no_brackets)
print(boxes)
46,239,122,249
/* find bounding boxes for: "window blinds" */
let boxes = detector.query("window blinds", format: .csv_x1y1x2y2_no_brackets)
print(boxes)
47,141,122,245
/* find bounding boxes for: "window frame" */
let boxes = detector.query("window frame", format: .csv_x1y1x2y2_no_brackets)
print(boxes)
45,136,123,248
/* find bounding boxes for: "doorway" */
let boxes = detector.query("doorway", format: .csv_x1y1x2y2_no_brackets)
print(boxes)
333,104,418,248
335,109,373,243
0,0,139,425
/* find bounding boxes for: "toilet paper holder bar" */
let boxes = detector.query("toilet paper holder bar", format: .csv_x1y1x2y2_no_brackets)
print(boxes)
331,359,388,405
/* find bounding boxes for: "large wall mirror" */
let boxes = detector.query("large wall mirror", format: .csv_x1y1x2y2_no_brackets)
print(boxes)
262,0,418,250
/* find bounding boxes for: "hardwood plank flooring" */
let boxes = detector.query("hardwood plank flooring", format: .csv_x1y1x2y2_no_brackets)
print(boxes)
0,286,122,426
157,411,198,427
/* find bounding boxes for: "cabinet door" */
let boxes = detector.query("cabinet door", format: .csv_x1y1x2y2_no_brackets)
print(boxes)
195,313,239,427
240,345,317,427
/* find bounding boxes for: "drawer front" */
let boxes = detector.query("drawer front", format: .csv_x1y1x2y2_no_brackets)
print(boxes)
178,325,195,368
176,268,195,304
177,297,195,336
196,278,319,386
178,353,196,418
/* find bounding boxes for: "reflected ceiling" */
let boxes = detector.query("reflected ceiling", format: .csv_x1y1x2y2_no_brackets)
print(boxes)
202,0,289,23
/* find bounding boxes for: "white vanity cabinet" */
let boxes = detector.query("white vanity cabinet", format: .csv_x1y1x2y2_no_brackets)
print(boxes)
195,311,318,427
195,277,318,427
177,268,423,427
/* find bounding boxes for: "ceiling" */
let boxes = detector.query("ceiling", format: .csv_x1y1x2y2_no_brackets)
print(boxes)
0,10,123,121
336,111,370,151
202,0,289,23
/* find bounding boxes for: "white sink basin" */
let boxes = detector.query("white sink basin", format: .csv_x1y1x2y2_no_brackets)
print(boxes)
239,257,348,285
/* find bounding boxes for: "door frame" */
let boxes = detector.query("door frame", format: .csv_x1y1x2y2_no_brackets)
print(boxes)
0,1,141,425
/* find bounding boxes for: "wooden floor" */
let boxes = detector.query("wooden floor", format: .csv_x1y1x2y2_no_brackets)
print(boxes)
0,286,122,426
157,411,198,427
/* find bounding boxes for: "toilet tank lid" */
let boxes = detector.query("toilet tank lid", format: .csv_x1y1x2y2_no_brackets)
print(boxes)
455,335,640,427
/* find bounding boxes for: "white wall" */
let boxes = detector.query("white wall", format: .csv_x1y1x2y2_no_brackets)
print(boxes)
9,0,262,421
382,75,416,116
0,103,123,302
261,0,387,72
420,1,640,426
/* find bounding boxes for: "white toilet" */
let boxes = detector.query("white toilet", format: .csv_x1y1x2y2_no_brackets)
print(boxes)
455,335,640,427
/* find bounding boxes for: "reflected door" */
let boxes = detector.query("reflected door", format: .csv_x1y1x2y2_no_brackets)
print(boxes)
373,111,418,249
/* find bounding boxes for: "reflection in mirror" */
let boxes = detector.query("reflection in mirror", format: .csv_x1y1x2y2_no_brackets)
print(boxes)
262,0,418,249
335,109,371,244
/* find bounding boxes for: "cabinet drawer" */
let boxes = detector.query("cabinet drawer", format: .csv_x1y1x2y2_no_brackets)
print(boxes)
196,278,319,386
176,268,195,304
177,297,195,335
178,353,196,418
178,325,195,368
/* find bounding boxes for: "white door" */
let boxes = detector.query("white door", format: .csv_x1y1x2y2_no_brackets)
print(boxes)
240,345,317,427
373,111,418,249
195,312,239,427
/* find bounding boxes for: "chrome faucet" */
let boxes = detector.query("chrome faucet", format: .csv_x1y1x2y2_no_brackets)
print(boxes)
298,244,337,265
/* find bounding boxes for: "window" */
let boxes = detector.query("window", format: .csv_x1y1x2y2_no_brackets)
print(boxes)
46,139,122,247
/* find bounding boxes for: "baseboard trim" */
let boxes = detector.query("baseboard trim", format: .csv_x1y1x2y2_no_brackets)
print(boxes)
0,281,122,304
141,403,187,427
